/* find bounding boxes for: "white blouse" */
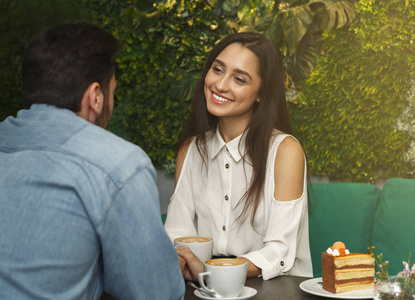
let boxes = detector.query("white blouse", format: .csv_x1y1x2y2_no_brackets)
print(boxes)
164,128,313,280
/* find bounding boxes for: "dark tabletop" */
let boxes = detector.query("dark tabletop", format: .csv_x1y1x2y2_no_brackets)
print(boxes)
100,276,324,300
184,276,323,300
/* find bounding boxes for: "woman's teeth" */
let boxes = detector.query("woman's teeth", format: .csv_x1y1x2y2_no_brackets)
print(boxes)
213,93,232,103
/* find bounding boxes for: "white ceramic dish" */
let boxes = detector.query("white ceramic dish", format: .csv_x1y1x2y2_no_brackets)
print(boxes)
194,286,257,300
299,278,374,299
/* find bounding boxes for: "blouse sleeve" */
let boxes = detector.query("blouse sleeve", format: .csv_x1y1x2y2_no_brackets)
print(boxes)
164,144,198,242
239,194,308,280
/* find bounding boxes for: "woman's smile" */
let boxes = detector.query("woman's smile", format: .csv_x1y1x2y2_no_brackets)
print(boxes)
211,91,234,104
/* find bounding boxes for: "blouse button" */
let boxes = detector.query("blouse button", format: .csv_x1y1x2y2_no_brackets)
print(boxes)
222,225,226,231
225,163,229,169
280,260,285,267
224,195,229,201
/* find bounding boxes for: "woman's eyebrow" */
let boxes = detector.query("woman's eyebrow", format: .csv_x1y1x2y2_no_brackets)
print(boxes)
213,58,253,80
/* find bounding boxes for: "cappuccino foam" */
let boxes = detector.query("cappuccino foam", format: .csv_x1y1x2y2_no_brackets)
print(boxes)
205,258,246,267
175,236,213,243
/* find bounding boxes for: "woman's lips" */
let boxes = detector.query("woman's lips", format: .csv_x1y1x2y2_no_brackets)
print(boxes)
211,91,233,104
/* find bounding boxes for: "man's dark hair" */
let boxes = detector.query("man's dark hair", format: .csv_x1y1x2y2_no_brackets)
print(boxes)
22,23,122,112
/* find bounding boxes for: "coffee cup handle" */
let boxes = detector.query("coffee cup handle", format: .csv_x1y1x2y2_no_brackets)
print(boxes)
198,271,215,293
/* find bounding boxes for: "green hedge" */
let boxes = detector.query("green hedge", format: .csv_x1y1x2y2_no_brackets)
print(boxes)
290,0,415,182
1,0,414,182
107,1,221,168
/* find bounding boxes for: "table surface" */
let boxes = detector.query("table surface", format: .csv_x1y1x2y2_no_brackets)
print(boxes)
184,276,322,300
100,276,325,299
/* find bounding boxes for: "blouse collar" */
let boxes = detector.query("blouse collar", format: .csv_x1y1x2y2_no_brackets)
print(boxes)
207,126,246,162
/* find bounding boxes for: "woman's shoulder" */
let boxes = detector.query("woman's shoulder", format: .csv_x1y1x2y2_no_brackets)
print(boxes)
270,130,302,150
268,131,305,171
277,136,304,157
272,133,306,202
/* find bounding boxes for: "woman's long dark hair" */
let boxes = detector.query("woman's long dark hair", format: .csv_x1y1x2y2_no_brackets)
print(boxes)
179,32,292,225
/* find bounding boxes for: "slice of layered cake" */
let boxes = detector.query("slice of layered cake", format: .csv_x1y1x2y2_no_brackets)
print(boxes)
322,241,375,293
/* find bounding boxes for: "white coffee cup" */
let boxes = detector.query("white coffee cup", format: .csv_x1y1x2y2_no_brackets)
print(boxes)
174,236,213,263
198,258,247,298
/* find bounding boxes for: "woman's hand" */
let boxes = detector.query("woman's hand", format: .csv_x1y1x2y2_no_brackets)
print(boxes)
176,245,204,281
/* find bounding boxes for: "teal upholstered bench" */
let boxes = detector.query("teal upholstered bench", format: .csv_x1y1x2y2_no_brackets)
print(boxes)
308,182,381,277
370,178,415,275
309,178,415,277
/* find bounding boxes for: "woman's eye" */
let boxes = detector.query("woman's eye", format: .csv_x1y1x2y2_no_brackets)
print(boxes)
235,77,246,84
212,66,223,73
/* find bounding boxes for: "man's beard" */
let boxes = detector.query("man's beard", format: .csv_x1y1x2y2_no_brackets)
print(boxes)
95,96,112,129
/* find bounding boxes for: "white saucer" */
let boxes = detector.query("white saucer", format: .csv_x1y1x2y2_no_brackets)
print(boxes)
194,286,257,299
299,278,374,299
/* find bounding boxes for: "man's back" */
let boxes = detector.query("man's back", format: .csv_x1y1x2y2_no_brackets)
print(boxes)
0,104,184,299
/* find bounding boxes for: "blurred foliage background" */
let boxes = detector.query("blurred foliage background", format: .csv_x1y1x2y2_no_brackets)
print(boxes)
1,0,414,182
291,0,415,182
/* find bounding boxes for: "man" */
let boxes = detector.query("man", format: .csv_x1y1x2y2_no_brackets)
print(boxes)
0,23,184,299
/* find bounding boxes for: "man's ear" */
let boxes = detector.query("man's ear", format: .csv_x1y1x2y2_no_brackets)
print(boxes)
86,82,103,115
78,82,103,123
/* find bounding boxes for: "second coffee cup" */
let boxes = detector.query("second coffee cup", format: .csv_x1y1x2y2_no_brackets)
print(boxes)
174,236,213,263
198,258,247,298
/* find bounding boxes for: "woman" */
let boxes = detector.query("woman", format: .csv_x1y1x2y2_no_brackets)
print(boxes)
164,32,313,281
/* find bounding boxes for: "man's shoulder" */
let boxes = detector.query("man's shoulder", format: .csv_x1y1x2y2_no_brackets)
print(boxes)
64,123,154,187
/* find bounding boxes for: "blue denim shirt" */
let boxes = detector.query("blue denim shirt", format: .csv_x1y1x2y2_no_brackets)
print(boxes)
0,104,184,300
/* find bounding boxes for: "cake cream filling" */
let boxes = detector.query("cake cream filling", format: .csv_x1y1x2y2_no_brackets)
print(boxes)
334,282,374,293
333,255,375,268
335,278,374,284
335,268,375,280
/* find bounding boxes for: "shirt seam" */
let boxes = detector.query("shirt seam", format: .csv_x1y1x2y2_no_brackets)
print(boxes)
94,159,152,229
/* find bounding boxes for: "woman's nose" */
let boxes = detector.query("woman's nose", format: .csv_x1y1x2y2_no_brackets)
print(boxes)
215,75,230,92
